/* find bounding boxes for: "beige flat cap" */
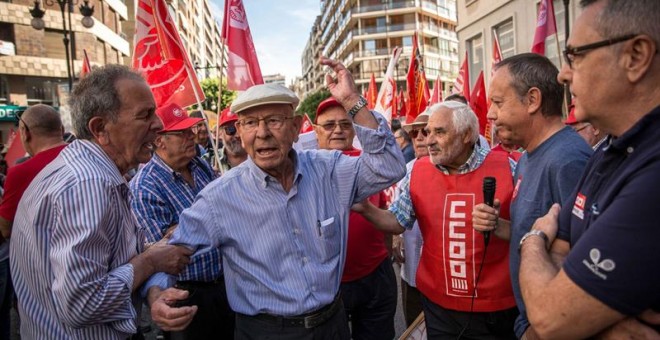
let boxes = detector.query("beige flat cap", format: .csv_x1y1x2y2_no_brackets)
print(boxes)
402,110,430,133
230,83,300,114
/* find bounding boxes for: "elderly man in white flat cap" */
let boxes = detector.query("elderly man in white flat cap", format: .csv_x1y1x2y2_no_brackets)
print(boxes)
143,57,406,339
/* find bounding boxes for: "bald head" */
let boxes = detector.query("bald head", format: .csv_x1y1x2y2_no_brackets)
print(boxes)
21,104,64,137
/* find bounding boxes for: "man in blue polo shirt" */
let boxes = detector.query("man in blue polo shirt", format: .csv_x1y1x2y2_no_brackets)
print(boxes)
130,103,233,338
518,0,660,338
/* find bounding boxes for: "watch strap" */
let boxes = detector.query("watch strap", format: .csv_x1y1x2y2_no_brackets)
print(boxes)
518,229,550,252
347,96,368,119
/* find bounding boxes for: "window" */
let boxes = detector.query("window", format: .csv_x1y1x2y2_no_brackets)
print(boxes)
495,18,515,59
403,36,412,47
466,34,483,87
0,76,8,104
26,77,56,105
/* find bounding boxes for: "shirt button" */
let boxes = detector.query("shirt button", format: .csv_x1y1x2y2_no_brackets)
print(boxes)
311,285,316,292
627,146,634,154
302,256,309,264
293,229,301,235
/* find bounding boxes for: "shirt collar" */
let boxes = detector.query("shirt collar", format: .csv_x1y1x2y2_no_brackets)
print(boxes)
72,140,126,187
246,149,302,188
434,142,487,175
151,153,202,180
609,105,660,152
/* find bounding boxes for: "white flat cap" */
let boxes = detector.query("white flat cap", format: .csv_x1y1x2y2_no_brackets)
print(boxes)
230,83,300,114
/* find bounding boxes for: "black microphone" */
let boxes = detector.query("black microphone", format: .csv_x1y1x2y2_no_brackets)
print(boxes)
482,177,496,246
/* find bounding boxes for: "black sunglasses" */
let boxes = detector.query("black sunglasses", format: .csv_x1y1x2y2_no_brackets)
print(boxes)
223,124,237,136
563,34,637,69
409,128,428,139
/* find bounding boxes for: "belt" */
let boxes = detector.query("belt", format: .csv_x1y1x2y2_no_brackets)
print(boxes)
244,295,342,329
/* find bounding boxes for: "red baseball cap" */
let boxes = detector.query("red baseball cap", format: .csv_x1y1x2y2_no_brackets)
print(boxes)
219,107,238,126
156,103,203,132
315,97,343,123
564,105,578,125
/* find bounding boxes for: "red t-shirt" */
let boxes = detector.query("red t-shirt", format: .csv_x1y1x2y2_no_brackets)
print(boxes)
0,144,67,221
341,148,391,282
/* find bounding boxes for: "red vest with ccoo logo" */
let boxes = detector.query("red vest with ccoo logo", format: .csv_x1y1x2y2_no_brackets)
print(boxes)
410,152,516,312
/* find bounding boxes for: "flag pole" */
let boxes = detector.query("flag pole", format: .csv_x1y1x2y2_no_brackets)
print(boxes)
215,37,228,176
553,11,569,116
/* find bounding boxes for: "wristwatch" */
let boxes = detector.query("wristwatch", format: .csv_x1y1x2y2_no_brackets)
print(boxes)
518,229,550,252
347,96,368,119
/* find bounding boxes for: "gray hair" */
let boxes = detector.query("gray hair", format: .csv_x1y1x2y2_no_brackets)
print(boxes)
69,64,145,140
494,53,563,117
580,0,660,46
428,101,479,144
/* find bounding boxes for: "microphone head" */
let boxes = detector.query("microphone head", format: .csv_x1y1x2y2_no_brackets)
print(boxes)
483,176,496,192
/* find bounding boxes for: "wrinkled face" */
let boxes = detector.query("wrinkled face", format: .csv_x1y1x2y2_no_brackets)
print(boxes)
487,67,530,148
237,104,301,177
103,79,162,173
314,106,355,151
424,107,471,168
156,127,198,165
220,121,245,155
557,1,623,125
193,121,209,146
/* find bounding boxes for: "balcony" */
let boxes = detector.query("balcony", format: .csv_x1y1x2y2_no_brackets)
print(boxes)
355,48,390,58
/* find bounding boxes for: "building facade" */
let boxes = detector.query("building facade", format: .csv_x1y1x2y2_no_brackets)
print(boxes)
300,0,459,101
456,0,582,86
0,0,129,140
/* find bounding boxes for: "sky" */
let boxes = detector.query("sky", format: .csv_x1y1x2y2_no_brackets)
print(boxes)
208,0,321,85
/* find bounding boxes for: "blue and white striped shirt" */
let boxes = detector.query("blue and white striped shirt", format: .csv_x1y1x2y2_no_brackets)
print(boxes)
146,112,406,316
130,153,221,282
10,140,142,339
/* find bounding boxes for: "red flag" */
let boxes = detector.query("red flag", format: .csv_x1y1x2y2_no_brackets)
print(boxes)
374,47,402,122
133,0,204,108
430,74,443,105
405,33,428,123
80,49,92,79
222,0,263,90
300,113,314,133
391,86,398,119
399,91,408,122
452,51,471,102
531,0,557,55
469,71,488,138
491,30,503,78
422,72,431,104
366,73,378,110
4,129,27,167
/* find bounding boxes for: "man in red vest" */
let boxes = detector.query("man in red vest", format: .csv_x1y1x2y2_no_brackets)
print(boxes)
356,101,518,339
314,97,397,340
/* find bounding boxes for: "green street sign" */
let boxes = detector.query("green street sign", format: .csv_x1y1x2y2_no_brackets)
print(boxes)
0,105,27,122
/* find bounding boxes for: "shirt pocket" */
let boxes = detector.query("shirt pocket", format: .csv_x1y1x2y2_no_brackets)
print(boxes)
317,215,341,260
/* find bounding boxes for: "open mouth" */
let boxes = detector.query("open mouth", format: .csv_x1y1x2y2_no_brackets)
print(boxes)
256,147,278,157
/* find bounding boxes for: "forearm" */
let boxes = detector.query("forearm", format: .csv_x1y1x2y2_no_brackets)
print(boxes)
130,252,157,291
520,237,561,330
494,219,511,240
360,203,405,234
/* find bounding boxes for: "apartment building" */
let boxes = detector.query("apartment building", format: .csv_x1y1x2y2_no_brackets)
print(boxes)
456,0,582,86
300,0,460,99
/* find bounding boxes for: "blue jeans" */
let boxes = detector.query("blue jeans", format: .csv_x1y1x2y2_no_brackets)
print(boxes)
0,259,13,340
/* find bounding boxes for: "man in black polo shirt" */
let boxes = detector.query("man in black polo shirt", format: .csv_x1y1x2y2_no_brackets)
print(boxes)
518,0,660,338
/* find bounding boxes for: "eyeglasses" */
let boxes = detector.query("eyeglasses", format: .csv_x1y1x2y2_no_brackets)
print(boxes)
222,123,237,136
409,128,429,139
237,115,293,132
159,126,197,137
316,120,353,132
563,34,637,69
15,110,30,133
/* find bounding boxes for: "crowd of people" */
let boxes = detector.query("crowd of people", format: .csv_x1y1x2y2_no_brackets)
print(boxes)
0,0,658,339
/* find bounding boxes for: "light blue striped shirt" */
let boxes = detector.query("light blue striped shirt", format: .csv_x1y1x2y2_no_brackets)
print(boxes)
147,112,406,316
10,140,142,339
130,153,221,282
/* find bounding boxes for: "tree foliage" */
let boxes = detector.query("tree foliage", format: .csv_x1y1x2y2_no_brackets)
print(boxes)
296,89,331,122
194,78,237,111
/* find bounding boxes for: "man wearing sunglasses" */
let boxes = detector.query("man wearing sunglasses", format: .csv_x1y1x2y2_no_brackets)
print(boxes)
216,107,247,174
314,97,397,340
144,57,406,338
518,0,660,338
0,104,67,338
130,102,233,339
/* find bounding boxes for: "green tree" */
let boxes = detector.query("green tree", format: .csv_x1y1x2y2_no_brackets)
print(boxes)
296,89,331,122
194,78,237,111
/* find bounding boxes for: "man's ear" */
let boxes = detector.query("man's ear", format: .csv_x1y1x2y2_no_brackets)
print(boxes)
88,116,109,145
526,87,542,115
623,35,656,83
292,115,303,142
462,129,474,145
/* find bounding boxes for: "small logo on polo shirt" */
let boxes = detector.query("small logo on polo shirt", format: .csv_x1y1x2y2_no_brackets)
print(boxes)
512,177,522,201
582,248,615,280
572,192,586,219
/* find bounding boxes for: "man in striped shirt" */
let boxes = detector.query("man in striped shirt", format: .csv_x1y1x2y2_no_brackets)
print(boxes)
10,65,193,339
145,57,406,339
130,103,233,338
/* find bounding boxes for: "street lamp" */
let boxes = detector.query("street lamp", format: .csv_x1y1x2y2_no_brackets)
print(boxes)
29,0,95,92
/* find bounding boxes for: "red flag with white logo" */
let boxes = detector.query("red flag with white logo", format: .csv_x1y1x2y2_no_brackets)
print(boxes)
491,30,502,78
80,49,92,79
531,0,557,55
133,0,204,108
300,113,314,133
366,73,378,110
222,0,263,90
452,51,471,103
